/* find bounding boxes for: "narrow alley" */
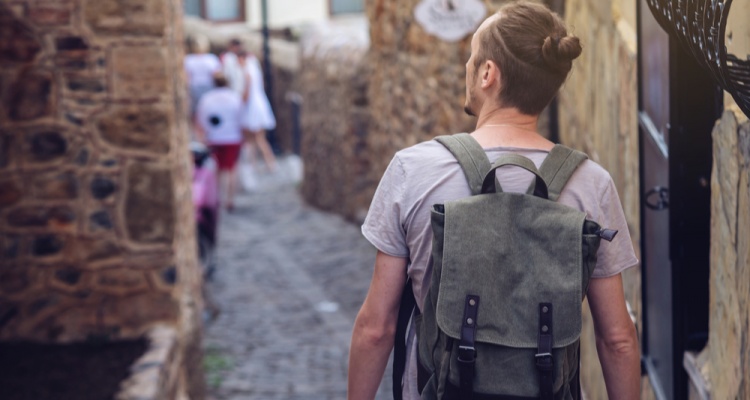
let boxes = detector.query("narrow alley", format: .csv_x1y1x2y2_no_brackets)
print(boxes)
202,159,392,400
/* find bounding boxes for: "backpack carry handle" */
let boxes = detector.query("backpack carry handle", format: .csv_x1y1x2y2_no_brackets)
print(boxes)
481,154,549,199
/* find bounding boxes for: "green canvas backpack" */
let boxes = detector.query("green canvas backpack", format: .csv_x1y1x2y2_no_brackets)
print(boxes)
402,133,617,400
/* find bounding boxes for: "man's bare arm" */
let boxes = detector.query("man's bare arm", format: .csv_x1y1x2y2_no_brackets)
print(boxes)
587,273,641,399
348,251,408,400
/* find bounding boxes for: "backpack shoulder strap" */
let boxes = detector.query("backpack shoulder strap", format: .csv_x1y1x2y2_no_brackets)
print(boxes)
534,144,589,201
435,133,491,196
392,278,415,400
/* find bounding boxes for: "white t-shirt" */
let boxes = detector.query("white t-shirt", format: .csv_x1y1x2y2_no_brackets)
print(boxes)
184,53,221,88
361,139,639,399
195,87,243,145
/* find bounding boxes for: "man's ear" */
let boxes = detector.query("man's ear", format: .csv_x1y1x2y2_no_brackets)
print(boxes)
481,60,500,89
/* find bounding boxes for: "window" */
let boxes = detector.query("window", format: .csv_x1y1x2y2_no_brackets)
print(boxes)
184,0,244,22
330,0,364,15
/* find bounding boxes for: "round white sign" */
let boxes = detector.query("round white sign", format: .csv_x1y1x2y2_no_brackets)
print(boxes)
414,0,488,43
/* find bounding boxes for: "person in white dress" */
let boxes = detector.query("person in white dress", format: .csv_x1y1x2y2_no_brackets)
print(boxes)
229,50,277,172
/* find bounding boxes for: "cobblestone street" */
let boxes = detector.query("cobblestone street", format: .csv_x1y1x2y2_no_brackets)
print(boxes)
203,159,392,400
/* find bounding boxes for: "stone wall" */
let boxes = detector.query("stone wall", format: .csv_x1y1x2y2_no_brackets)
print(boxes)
364,0,492,199
556,0,643,397
0,0,203,397
294,20,371,221
704,108,750,399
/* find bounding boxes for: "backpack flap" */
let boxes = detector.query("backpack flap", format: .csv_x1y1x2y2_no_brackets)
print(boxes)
435,193,587,349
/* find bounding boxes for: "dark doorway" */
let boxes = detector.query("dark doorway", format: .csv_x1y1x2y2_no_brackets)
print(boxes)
637,0,722,398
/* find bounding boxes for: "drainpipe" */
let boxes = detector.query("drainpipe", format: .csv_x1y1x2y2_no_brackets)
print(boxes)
260,0,278,152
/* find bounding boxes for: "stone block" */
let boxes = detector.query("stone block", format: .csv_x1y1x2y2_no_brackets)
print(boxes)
0,178,22,207
6,206,76,229
103,293,180,330
0,265,30,294
7,69,53,121
32,172,78,200
25,293,63,320
54,53,89,71
75,237,121,262
94,268,148,295
84,0,166,37
0,8,43,64
124,163,174,244
111,46,168,98
42,305,101,342
27,6,72,26
95,106,170,153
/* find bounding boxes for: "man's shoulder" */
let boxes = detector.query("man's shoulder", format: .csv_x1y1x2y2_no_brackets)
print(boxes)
575,158,612,181
394,137,454,167
576,159,612,185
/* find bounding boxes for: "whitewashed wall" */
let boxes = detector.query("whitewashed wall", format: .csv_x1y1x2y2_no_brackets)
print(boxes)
245,0,330,30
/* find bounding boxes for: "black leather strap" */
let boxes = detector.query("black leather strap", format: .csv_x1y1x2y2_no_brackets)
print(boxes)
536,303,554,400
417,352,431,394
393,279,415,400
458,295,480,400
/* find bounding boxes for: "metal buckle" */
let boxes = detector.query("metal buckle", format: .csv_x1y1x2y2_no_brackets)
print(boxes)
457,345,476,363
535,352,553,370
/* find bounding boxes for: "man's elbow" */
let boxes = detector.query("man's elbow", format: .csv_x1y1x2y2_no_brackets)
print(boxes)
353,317,396,348
596,324,639,356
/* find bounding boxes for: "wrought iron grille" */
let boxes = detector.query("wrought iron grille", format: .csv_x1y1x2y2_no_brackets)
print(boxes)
646,0,750,118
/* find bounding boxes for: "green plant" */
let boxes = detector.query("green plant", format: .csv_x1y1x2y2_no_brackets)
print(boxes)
203,346,232,389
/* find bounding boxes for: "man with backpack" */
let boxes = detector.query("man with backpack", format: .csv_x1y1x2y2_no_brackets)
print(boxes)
348,2,640,399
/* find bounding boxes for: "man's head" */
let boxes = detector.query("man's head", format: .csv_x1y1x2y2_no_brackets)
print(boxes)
464,1,582,117
212,71,228,88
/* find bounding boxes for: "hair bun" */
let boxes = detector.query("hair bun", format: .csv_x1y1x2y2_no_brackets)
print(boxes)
542,34,582,71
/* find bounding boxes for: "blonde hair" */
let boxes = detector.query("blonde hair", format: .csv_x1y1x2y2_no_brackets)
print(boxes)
190,34,211,54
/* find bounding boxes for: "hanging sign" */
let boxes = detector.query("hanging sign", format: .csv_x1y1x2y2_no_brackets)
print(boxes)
414,0,487,43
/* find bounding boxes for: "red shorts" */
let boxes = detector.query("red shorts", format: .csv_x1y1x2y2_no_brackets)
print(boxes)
210,144,242,171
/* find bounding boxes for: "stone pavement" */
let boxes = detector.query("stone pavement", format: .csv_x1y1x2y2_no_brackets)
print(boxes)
203,156,392,400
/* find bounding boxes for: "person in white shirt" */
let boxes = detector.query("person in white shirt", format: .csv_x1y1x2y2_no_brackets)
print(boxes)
194,72,243,211
184,34,221,119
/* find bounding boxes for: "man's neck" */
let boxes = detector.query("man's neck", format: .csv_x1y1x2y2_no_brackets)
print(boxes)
470,106,553,150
